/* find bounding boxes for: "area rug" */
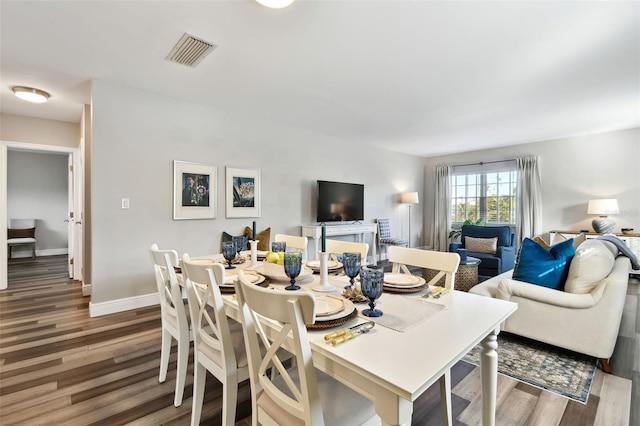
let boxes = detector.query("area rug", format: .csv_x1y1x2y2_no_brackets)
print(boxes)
462,332,598,404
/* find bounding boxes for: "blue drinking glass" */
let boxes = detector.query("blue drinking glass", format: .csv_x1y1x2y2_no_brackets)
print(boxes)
222,241,236,269
271,241,286,253
360,267,384,317
283,252,302,291
342,252,361,290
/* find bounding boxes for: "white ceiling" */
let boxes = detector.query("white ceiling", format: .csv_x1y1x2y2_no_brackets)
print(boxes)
1,0,638,157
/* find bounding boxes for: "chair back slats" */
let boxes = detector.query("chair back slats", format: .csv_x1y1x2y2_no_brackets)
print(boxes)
274,234,309,260
235,271,323,425
182,255,236,372
388,246,460,289
325,239,369,263
149,244,184,321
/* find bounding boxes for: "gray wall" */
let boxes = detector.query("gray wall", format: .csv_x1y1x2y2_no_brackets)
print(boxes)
423,128,640,243
90,80,425,304
8,150,69,256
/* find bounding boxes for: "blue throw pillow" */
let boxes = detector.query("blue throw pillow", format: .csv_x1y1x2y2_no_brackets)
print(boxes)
512,238,575,290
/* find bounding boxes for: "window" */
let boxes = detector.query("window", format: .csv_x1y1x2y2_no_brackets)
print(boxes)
451,164,517,226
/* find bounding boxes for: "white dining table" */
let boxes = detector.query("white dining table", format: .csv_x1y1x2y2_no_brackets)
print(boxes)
189,255,517,426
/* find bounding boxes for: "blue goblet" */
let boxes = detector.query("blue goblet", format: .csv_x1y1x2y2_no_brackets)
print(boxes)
360,267,384,317
222,241,236,270
342,252,361,290
283,252,302,291
272,241,286,253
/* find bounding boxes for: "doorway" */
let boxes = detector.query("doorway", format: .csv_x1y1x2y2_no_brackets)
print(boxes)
1,141,82,290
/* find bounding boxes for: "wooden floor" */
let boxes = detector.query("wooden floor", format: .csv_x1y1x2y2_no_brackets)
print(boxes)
1,256,635,425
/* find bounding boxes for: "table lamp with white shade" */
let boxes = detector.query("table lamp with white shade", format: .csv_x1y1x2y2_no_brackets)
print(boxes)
588,199,619,234
400,191,419,247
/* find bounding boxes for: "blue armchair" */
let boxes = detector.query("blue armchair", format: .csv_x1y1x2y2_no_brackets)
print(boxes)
461,225,516,277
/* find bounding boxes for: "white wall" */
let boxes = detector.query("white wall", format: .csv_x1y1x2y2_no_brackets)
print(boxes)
1,113,79,147
90,80,424,306
423,128,640,243
7,151,69,257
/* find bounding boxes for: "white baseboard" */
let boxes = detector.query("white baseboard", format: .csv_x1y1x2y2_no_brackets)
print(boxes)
9,248,68,258
89,292,159,317
82,282,92,296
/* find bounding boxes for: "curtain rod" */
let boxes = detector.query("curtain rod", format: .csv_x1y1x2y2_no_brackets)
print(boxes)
453,158,517,168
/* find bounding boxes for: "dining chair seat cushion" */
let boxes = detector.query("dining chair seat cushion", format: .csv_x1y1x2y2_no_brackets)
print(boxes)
198,319,250,369
380,237,408,246
259,366,376,425
7,237,36,244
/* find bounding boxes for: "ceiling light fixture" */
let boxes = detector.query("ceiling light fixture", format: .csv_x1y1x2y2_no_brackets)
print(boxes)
12,86,50,104
255,0,294,9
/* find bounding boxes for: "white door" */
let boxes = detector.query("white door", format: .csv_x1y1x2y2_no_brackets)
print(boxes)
66,152,84,280
72,150,83,280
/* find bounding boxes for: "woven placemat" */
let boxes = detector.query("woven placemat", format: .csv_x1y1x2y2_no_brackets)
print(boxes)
219,278,270,294
306,307,358,330
383,284,427,294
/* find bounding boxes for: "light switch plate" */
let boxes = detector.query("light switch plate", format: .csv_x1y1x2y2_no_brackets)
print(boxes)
121,198,130,209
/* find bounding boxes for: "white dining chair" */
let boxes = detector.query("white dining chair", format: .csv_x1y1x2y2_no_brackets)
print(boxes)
149,244,191,407
274,233,308,261
234,270,378,426
325,238,369,264
387,245,460,424
181,254,250,426
7,218,37,259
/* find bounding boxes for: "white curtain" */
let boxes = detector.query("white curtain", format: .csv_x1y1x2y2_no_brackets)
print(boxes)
431,165,451,252
516,156,542,245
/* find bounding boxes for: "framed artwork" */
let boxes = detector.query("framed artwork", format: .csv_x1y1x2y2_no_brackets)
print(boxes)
226,167,261,218
173,161,217,220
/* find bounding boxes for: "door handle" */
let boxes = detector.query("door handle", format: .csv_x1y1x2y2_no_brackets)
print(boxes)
76,221,82,225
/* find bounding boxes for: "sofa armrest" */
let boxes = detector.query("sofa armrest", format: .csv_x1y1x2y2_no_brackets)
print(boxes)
496,279,603,309
496,246,516,271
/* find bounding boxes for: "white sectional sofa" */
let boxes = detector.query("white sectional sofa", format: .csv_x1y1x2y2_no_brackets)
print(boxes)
470,238,631,372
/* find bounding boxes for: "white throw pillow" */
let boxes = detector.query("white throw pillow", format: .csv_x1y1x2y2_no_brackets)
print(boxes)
465,236,498,254
564,240,615,294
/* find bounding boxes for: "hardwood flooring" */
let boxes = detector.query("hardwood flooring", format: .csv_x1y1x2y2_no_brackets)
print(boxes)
1,256,635,425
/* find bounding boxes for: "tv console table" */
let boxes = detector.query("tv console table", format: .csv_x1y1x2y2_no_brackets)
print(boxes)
302,223,378,265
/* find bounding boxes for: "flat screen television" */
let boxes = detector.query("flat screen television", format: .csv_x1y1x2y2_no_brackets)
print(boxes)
316,180,364,223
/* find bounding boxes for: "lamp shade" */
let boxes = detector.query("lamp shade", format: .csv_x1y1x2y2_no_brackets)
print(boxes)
400,192,419,204
587,199,619,215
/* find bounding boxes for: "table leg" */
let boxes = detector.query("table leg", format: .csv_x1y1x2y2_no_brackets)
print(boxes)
480,328,499,426
375,387,412,426
439,369,452,426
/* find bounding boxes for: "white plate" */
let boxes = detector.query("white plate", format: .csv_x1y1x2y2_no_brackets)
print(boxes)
306,260,343,270
254,264,314,282
315,296,345,317
240,250,268,258
314,298,355,322
221,273,265,287
383,273,426,288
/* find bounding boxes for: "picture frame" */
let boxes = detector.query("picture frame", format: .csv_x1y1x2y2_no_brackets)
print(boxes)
173,160,217,220
226,167,261,218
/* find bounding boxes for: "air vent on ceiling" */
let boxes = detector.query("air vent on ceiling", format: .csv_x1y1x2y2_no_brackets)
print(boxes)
165,33,217,68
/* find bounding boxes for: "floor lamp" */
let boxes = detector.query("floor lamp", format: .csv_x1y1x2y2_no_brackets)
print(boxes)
400,192,419,247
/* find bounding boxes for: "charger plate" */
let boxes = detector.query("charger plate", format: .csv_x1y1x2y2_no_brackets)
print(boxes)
383,283,427,294
307,307,357,330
